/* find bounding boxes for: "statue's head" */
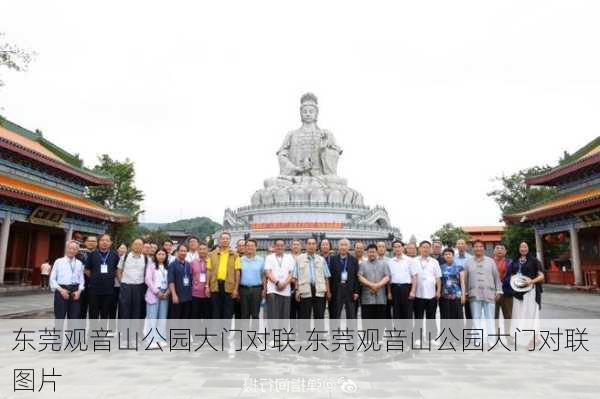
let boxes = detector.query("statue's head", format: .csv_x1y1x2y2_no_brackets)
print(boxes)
300,92,318,123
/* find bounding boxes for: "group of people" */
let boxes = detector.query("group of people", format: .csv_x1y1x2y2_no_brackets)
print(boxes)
48,232,544,349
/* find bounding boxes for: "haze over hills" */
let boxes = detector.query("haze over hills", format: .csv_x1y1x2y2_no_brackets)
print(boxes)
141,216,222,239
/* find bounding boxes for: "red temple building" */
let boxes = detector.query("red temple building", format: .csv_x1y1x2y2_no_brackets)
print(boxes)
462,225,505,256
0,117,127,285
505,137,600,288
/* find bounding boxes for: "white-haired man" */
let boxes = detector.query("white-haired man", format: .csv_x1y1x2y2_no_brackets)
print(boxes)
50,240,85,320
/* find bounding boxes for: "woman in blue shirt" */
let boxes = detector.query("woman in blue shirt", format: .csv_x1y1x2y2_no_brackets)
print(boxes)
439,248,466,342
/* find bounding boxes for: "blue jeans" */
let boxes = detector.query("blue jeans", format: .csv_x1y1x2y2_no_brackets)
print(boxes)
470,299,495,346
145,299,169,343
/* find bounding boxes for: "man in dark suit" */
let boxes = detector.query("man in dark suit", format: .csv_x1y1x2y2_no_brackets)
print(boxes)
329,238,360,322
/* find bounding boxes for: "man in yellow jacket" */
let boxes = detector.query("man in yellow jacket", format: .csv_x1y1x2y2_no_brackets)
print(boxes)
207,232,241,320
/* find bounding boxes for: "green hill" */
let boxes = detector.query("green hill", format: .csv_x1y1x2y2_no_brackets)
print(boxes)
141,217,222,239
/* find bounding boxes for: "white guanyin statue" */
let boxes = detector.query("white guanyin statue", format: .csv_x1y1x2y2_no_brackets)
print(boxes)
257,93,364,207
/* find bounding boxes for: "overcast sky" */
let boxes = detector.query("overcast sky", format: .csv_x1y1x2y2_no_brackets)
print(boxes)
2,1,599,240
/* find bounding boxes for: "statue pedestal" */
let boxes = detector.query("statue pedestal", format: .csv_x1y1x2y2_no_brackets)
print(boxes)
258,175,358,207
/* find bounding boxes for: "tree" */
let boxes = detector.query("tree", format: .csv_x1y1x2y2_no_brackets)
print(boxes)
488,166,558,258
488,166,556,216
134,226,170,246
431,223,470,247
86,155,145,246
0,33,35,88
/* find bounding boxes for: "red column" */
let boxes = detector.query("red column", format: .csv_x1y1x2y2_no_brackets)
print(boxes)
29,230,50,286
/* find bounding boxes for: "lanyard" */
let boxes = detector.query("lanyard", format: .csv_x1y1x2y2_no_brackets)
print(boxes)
99,250,110,265
67,258,77,284
518,258,526,274
276,255,284,269
159,265,168,283
308,255,315,281
340,257,348,273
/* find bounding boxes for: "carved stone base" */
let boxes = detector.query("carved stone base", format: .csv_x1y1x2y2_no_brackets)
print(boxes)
254,175,363,207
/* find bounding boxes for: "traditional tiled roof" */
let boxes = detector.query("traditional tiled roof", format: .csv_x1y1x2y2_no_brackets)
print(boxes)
526,137,600,186
0,173,127,223
504,188,600,223
461,226,505,242
462,226,505,233
0,117,112,185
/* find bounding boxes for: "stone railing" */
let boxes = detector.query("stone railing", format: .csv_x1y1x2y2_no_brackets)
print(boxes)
235,201,371,213
224,222,400,235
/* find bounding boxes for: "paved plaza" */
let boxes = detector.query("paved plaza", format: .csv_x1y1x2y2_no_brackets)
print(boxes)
1,286,598,398
0,318,598,399
1,285,598,319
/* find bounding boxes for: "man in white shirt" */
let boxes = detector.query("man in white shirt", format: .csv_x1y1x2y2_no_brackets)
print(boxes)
387,240,417,323
264,239,295,331
405,242,418,259
117,238,148,340
185,236,201,263
50,240,85,320
353,241,368,263
414,240,441,345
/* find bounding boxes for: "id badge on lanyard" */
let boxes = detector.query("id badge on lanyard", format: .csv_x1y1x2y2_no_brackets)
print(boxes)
99,251,111,274
341,258,348,282
182,262,190,286
70,260,77,285
517,259,525,277
160,268,168,290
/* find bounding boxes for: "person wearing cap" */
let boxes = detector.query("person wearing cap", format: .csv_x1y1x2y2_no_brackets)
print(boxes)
464,240,503,348
509,241,544,349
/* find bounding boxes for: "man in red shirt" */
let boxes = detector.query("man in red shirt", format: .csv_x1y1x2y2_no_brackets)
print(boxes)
493,244,514,337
